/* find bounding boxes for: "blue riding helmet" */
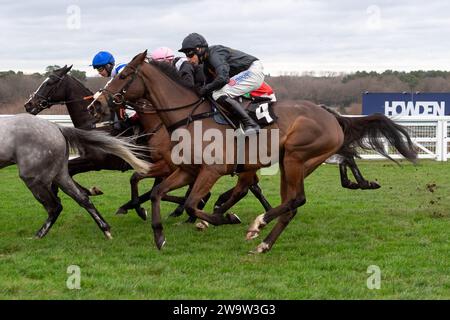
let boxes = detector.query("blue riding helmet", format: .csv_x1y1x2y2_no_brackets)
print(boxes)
91,51,115,68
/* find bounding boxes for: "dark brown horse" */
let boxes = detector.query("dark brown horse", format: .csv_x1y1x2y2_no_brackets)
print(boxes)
89,51,417,253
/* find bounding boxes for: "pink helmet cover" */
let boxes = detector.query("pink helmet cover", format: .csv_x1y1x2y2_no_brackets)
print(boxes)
150,47,175,61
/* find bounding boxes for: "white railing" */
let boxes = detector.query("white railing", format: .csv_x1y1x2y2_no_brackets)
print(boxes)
0,114,74,126
1,114,449,161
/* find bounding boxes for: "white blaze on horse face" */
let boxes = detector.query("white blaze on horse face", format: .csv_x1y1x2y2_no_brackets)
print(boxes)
27,77,50,104
93,91,102,100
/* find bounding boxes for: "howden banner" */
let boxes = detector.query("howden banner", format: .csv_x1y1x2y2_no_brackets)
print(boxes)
362,92,450,116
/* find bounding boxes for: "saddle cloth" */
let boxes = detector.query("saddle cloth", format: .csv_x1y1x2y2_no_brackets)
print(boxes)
212,97,277,128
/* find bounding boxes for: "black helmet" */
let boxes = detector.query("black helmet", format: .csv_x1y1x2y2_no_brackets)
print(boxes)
179,33,208,52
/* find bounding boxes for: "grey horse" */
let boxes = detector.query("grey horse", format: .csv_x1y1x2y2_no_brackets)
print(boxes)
0,114,150,239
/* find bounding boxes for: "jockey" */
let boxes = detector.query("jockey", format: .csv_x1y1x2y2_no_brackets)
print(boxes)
91,51,126,78
150,46,204,88
179,33,261,135
91,51,137,130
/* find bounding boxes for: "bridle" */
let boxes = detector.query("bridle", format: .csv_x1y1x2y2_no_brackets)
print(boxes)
92,61,211,133
29,73,93,112
99,65,141,112
97,63,205,114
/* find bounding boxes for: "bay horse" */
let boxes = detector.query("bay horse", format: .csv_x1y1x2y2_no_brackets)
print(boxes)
89,51,417,253
23,65,272,222
0,114,150,239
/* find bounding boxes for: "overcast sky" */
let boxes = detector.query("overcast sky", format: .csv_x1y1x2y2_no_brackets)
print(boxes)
2,0,450,76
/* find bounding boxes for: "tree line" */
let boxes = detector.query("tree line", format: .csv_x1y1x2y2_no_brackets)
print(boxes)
1,68,450,114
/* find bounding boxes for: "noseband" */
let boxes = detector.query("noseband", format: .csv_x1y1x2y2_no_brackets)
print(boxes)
100,65,141,111
32,74,68,110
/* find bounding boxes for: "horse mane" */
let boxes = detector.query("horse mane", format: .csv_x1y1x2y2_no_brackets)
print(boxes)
50,66,93,96
148,60,193,91
66,74,94,95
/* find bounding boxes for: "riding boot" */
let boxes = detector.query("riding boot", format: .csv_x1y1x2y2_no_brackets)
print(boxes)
217,96,260,135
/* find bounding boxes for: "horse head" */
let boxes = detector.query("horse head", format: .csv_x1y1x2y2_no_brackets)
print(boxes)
88,51,148,122
25,65,73,114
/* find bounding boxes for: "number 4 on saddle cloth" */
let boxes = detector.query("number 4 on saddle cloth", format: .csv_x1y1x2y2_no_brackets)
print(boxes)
212,82,278,128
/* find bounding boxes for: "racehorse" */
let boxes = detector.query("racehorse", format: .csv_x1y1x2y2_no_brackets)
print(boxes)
23,65,272,222
88,51,418,253
0,114,150,239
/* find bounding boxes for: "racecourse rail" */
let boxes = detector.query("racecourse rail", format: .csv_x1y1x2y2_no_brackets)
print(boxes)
1,114,449,161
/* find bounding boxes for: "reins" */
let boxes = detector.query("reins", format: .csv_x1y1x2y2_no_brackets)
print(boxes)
98,63,212,132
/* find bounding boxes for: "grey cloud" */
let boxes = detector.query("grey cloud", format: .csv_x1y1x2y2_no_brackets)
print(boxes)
1,0,450,74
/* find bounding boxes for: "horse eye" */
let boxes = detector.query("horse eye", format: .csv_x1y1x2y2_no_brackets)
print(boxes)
119,74,126,80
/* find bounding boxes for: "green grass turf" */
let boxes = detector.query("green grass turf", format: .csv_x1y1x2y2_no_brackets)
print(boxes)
0,160,449,299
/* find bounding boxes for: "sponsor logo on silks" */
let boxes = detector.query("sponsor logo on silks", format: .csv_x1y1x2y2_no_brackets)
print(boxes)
229,71,252,86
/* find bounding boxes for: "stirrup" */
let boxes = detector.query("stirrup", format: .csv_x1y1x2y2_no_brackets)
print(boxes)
239,123,260,136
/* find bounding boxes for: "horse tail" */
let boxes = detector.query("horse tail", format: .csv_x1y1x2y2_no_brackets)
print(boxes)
58,126,151,174
321,106,418,164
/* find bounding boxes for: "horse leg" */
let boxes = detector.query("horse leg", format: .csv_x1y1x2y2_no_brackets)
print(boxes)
183,169,241,227
122,171,150,220
166,185,211,224
213,172,255,211
347,157,381,189
56,173,112,239
213,188,235,210
212,174,252,216
339,160,360,189
249,183,272,211
149,168,195,249
246,154,306,246
23,178,63,238
116,176,161,216
249,150,335,253
212,173,271,217
168,184,193,219
68,158,105,196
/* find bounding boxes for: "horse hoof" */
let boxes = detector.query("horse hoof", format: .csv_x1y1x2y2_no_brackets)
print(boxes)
155,236,166,250
370,181,381,189
246,214,266,240
89,186,104,196
136,208,147,221
343,182,359,189
196,220,209,231
34,232,44,239
227,213,241,224
246,230,260,241
104,231,113,240
249,242,270,254
115,207,128,215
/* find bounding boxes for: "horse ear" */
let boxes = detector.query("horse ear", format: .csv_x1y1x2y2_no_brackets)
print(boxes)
59,65,71,74
139,50,147,62
66,65,73,72
132,51,148,65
